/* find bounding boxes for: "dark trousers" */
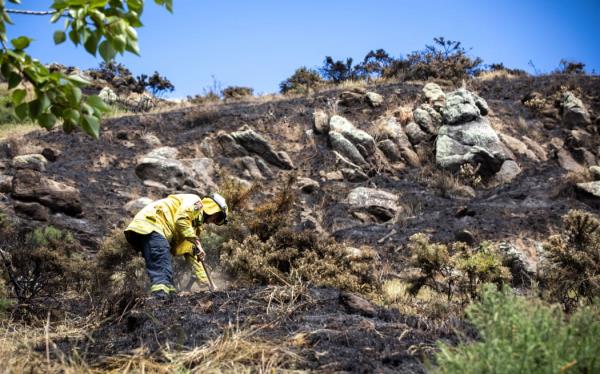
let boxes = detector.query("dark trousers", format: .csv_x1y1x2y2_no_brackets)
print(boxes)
125,231,174,289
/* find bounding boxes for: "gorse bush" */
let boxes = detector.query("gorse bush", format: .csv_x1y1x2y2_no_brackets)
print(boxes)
279,67,323,94
434,285,600,374
222,86,254,100
542,210,600,310
219,176,381,294
407,234,510,303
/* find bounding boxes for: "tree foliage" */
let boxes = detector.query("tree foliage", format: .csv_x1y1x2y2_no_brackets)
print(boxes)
279,66,322,94
0,0,173,138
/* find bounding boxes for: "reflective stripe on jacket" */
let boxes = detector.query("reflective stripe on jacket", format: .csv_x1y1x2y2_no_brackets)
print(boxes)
125,194,204,256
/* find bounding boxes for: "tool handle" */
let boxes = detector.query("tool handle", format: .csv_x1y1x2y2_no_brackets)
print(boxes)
200,259,216,292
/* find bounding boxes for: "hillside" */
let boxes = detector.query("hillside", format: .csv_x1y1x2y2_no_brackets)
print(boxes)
0,73,599,372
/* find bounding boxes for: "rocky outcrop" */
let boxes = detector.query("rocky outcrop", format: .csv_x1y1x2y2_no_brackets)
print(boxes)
123,197,153,216
11,169,82,216
377,118,420,167
365,92,383,107
346,187,399,222
329,116,376,157
560,91,591,128
230,127,294,170
0,175,12,193
413,104,441,134
422,82,445,110
436,89,513,177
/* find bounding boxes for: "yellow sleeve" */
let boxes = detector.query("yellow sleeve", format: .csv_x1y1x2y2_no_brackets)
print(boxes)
184,253,208,284
175,200,202,241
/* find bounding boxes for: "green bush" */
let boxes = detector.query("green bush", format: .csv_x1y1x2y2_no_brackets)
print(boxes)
279,67,323,94
542,210,600,310
222,86,254,100
434,285,600,374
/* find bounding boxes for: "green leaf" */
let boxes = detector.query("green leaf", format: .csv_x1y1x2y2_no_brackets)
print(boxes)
11,89,27,105
69,28,80,45
50,11,62,23
98,40,116,62
82,115,100,139
29,99,41,117
66,85,83,105
7,73,22,89
63,108,80,123
53,30,66,44
38,93,51,113
84,31,100,56
38,113,57,129
63,120,76,134
86,95,110,113
66,74,90,86
14,102,29,120
125,39,140,55
112,34,126,53
11,36,32,50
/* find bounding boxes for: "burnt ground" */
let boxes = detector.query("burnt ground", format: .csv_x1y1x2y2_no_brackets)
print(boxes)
2,74,600,372
55,287,463,373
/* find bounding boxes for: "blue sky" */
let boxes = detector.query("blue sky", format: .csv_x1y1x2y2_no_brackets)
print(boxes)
8,0,600,97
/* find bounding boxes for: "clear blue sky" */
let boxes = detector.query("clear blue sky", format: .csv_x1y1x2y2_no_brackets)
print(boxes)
8,0,600,97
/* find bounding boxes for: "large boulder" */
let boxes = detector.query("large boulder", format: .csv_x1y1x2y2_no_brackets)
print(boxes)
346,187,400,222
442,89,488,125
12,154,48,171
12,169,82,216
413,104,441,134
365,92,384,107
379,118,420,167
436,116,513,174
181,157,219,192
329,116,376,157
560,91,591,128
230,127,294,169
123,197,153,216
135,147,189,188
422,82,445,109
500,133,539,162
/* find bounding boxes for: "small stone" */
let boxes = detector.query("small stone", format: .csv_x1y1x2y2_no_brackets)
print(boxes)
339,291,376,317
492,160,521,185
13,201,49,221
454,229,476,246
313,110,329,134
557,149,584,173
42,147,61,162
296,177,320,193
589,166,600,181
365,92,383,107
324,170,344,181
141,134,162,147
341,168,369,182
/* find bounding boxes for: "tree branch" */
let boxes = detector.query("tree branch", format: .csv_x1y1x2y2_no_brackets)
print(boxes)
5,9,56,16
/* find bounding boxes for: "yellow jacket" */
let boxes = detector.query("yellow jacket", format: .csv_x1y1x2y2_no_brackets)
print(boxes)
125,194,204,256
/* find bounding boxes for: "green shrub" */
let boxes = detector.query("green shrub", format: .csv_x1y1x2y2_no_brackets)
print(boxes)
434,285,600,374
542,210,600,310
222,86,253,100
407,234,510,303
279,67,323,94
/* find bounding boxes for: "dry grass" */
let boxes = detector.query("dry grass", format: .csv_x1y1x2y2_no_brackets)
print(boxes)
476,70,522,81
381,279,454,319
0,122,40,139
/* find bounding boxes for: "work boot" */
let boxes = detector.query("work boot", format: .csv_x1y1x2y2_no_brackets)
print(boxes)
151,290,170,300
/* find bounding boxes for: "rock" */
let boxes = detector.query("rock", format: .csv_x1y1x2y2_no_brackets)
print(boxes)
492,160,521,185
216,133,249,158
500,134,538,161
341,168,369,182
236,156,265,180
0,175,12,193
297,210,324,232
339,291,376,317
41,147,61,162
556,149,584,173
454,229,476,246
135,148,189,188
346,187,399,222
339,91,364,106
498,242,535,286
365,92,383,107
323,170,344,181
442,89,488,125
12,169,82,216
575,181,600,209
143,180,169,191
123,197,153,216
377,139,402,162
560,91,591,128
13,201,49,221
124,92,156,112
404,122,430,145
329,131,367,166
329,115,376,157
313,110,329,134
141,133,162,147
571,148,596,166
436,117,512,175
297,178,320,193
576,181,600,197
378,118,420,167
413,104,441,134
181,157,218,192
12,154,48,171
0,160,6,172
566,129,593,150
230,127,294,169
422,82,445,109
589,166,600,181
254,157,274,179
521,137,547,162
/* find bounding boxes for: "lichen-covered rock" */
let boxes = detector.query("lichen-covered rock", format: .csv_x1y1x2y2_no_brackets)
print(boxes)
329,115,376,157
404,122,430,145
561,91,591,128
378,118,420,167
500,133,539,161
346,187,399,222
436,117,512,174
413,104,441,134
491,160,522,186
329,131,367,166
230,127,294,169
422,82,445,109
12,154,48,171
443,89,488,125
135,147,189,188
